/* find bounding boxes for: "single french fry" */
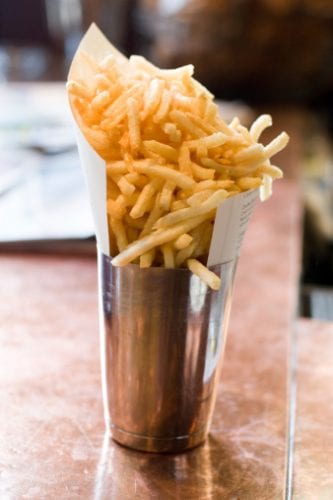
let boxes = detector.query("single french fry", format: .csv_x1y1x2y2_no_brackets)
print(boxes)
191,162,215,181
107,197,126,219
140,249,155,268
91,90,111,111
250,114,272,142
66,80,92,100
186,132,227,151
178,145,193,177
174,233,193,250
127,97,141,153
233,144,265,163
130,179,160,219
83,127,110,152
143,140,178,162
154,189,227,229
162,122,182,143
259,174,273,201
236,177,262,190
117,176,136,197
161,244,175,268
187,190,214,206
255,164,283,179
141,78,164,120
154,90,172,123
134,163,195,190
159,181,175,211
110,217,128,252
264,132,290,158
140,193,164,237
187,259,221,290
106,161,127,175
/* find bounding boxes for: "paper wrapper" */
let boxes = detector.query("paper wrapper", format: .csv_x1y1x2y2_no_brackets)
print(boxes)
68,24,258,265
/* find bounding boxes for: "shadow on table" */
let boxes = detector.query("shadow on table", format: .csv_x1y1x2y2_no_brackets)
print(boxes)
92,432,267,499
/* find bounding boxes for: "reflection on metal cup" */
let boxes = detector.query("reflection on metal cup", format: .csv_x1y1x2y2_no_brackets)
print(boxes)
98,252,237,453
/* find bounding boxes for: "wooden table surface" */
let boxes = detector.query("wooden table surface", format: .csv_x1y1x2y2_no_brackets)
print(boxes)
1,101,333,499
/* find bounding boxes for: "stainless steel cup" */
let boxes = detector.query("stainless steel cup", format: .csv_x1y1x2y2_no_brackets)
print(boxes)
98,252,237,453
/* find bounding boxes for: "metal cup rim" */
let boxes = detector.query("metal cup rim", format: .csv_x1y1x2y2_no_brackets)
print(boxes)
99,252,234,276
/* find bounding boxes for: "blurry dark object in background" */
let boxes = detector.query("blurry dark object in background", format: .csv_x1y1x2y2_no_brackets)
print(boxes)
0,0,134,82
131,0,333,103
301,122,333,286
94,0,134,54
300,116,333,320
0,0,84,81
0,0,53,80
0,0,50,44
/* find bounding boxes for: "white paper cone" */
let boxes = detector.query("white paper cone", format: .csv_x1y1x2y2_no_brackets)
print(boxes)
73,124,109,255
208,188,258,265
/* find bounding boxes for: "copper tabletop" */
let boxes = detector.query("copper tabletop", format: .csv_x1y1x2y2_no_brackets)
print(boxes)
0,178,308,499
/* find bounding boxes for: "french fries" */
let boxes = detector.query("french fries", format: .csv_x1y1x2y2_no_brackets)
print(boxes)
187,259,221,291
67,47,289,290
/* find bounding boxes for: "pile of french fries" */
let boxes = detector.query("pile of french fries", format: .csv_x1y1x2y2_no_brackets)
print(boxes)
67,52,289,290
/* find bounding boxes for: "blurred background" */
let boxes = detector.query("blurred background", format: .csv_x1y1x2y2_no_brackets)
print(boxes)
0,0,332,318
1,0,332,103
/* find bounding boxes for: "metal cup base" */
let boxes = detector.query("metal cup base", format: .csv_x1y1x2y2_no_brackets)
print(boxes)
110,424,207,453
99,253,237,453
